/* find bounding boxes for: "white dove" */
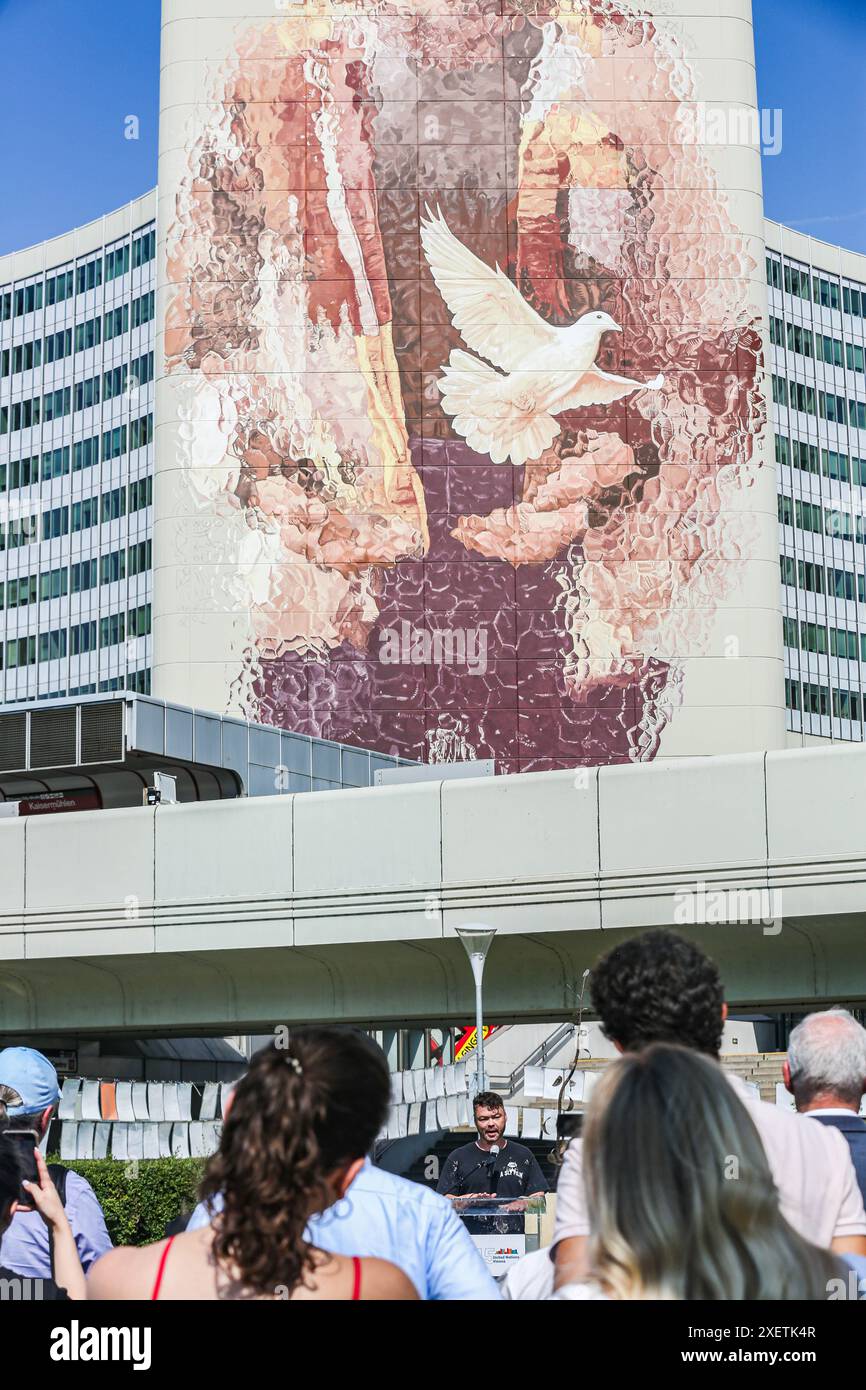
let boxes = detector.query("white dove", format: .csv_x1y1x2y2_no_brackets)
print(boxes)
420,205,664,466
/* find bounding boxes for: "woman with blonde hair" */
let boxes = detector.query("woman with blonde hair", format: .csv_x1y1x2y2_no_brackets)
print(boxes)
555,1044,845,1301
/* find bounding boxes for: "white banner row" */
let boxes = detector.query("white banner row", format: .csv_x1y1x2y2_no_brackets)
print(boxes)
57,1120,223,1161
390,1063,468,1105
58,1077,231,1124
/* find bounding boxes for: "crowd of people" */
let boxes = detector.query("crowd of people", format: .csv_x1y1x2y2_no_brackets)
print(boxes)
1,929,866,1301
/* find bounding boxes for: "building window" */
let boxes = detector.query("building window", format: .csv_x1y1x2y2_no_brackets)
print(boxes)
74,317,101,352
105,244,130,282
792,440,819,474
41,446,70,481
45,268,73,306
100,551,126,585
786,323,813,358
39,629,67,662
794,499,822,533
130,413,153,449
76,257,103,294
13,283,43,317
103,304,129,341
101,425,127,462
41,506,69,541
100,613,126,648
127,539,152,576
5,636,36,668
101,486,126,524
815,334,843,367
127,603,152,638
833,688,862,722
39,567,69,601
73,376,100,412
6,575,37,609
71,560,97,594
813,275,840,311
71,621,97,655
131,290,154,329
129,475,152,512
131,228,156,268
73,436,99,472
784,264,810,300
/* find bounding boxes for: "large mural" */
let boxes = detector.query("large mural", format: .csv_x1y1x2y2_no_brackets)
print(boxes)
159,0,775,771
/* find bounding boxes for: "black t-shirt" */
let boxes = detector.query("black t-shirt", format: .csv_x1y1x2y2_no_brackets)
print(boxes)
437,1140,548,1234
0,1264,68,1300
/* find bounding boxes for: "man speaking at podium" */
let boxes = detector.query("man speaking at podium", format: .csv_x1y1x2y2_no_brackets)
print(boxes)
437,1092,548,1234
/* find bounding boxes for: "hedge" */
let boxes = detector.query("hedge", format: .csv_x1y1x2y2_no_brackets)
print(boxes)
47,1157,208,1248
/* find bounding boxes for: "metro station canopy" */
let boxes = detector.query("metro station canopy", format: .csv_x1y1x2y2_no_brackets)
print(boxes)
0,695,411,811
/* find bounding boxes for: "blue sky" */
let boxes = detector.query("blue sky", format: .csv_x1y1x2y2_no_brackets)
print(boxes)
0,0,863,256
754,0,866,252
0,0,161,255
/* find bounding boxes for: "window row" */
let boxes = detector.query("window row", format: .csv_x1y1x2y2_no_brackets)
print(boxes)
0,478,152,548
772,377,866,428
767,259,866,318
0,229,155,322
774,437,866,486
783,615,866,662
66,669,151,697
0,608,152,669
769,317,864,374
780,555,866,603
0,293,155,377
0,357,154,434
9,429,149,481
785,676,862,722
778,493,866,543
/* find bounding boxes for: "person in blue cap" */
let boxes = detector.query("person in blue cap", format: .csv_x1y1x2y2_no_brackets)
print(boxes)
0,1047,112,1278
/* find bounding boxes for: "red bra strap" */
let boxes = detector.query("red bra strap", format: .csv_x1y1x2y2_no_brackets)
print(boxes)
151,1235,176,1301
351,1255,362,1301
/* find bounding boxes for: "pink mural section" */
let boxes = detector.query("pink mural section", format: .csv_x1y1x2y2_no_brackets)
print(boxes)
164,1,764,772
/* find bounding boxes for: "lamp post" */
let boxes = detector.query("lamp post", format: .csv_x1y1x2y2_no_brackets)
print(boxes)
455,925,497,1095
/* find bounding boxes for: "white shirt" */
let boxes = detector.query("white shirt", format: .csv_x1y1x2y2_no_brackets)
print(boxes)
501,1247,555,1300
805,1107,862,1118
554,1071,866,1250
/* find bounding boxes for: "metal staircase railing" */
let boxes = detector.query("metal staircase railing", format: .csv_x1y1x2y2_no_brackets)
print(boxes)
487,1021,577,1099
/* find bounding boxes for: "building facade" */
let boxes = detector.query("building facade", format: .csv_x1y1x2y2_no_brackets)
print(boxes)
767,221,866,745
0,192,156,705
2,4,865,767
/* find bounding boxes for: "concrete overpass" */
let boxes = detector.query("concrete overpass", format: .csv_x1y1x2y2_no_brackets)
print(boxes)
1,745,865,1037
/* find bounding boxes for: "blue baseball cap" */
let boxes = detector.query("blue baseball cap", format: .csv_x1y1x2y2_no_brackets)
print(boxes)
0,1047,60,1115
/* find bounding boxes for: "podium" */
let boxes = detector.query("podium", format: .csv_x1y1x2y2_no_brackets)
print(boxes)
452,1195,547,1276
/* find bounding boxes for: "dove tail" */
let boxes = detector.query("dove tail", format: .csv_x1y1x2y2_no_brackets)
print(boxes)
437,350,559,466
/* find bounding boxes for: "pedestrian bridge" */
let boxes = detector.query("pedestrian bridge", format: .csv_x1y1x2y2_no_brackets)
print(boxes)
1,745,865,1037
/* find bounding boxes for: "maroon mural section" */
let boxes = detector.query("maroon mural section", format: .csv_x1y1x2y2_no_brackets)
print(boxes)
252,436,673,771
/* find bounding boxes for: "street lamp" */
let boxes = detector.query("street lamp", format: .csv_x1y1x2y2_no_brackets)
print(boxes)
455,925,497,1094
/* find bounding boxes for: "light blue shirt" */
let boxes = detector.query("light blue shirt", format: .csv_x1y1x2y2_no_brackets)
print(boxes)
187,1159,500,1301
1,1170,112,1279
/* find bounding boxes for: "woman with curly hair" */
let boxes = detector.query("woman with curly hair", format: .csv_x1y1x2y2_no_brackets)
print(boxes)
87,1030,417,1300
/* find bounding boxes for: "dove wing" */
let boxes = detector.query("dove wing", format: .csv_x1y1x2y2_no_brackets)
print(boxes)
557,366,664,411
420,206,556,373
